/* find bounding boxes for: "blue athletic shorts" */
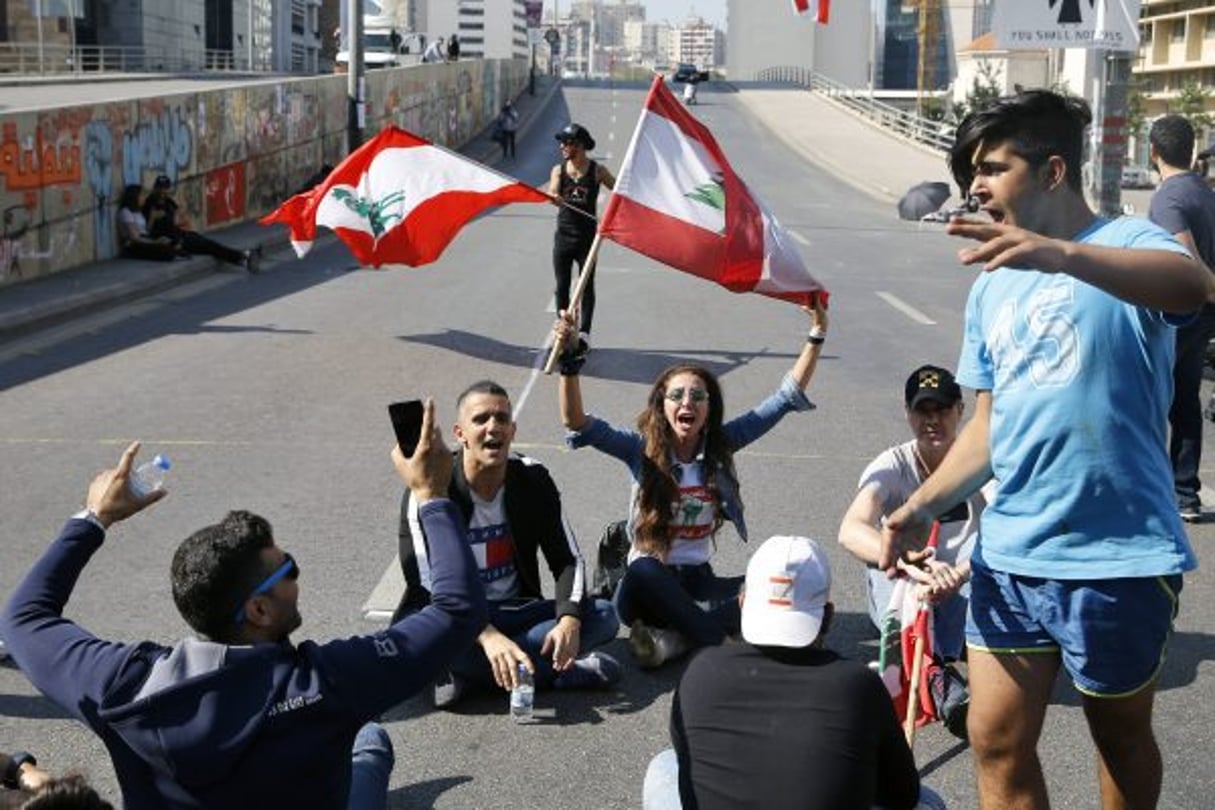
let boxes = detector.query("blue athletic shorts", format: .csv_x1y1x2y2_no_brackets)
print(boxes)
965,560,1182,697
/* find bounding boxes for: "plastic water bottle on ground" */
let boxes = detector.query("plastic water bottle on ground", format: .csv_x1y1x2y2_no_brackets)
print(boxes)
129,454,171,498
510,663,534,722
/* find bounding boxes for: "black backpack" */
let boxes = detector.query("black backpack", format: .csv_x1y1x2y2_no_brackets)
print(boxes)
590,520,629,600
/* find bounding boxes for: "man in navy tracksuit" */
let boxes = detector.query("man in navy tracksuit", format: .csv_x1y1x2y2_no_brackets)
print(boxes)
0,402,486,810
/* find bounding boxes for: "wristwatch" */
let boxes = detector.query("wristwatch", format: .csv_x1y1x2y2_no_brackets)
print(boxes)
2,750,36,790
71,509,106,531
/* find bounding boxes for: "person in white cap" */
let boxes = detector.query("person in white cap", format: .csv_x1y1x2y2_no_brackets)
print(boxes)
641,536,943,810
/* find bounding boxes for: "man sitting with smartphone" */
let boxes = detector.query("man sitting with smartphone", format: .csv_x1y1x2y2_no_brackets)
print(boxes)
0,402,487,809
394,380,621,707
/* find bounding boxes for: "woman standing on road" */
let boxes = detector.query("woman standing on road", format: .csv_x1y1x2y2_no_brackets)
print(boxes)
551,298,829,668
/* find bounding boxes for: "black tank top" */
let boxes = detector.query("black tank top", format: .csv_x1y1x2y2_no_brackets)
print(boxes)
556,159,600,239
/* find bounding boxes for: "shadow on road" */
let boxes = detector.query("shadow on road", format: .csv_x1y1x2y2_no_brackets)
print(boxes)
397,328,811,386
388,775,473,809
0,690,74,720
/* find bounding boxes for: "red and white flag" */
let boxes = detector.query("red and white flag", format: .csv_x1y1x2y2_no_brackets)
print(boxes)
875,523,940,733
598,76,827,307
261,126,548,267
792,0,830,24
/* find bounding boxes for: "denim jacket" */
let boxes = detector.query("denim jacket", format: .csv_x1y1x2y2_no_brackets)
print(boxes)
565,373,814,543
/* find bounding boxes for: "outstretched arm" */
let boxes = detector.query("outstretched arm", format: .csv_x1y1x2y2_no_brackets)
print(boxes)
554,310,589,430
0,443,167,727
947,220,1208,313
880,391,993,570
788,297,829,391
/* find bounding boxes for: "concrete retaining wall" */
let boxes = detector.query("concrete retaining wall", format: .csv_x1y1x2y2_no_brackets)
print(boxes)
0,59,528,288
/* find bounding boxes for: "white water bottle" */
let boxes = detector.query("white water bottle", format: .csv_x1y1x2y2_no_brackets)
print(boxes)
129,454,171,498
510,663,534,722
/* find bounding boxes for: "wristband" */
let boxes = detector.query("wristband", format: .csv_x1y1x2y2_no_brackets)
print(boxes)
558,352,586,376
807,329,826,345
3,751,36,790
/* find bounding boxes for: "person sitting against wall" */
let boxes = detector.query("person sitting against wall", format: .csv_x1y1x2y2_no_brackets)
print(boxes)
143,175,260,273
117,185,178,262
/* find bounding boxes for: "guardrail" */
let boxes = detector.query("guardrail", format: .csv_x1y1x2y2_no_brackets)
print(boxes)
754,66,955,154
0,42,276,75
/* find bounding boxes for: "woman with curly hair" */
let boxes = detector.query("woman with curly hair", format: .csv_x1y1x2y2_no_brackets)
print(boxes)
553,299,828,667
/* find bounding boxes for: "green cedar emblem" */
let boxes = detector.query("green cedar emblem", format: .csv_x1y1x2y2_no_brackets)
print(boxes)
331,188,407,237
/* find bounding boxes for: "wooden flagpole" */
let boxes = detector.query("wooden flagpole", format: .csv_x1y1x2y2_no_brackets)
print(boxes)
543,232,603,375
903,599,929,746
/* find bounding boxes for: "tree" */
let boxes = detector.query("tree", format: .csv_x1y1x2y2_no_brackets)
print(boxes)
951,59,1002,123
1171,79,1213,134
1126,78,1147,141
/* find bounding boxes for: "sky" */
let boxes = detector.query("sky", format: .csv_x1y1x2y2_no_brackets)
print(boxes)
544,1,728,30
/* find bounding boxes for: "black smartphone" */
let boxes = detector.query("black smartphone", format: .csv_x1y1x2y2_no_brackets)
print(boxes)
388,400,425,457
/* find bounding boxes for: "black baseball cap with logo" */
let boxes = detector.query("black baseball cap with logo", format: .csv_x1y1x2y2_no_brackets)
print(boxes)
904,364,962,410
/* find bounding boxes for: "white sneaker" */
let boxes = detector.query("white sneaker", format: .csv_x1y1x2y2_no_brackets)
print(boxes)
629,620,688,669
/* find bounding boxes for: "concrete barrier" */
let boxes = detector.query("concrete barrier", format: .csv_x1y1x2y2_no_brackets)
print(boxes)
0,59,529,288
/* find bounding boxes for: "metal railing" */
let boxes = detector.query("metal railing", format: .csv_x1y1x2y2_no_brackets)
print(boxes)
754,66,956,154
0,42,276,75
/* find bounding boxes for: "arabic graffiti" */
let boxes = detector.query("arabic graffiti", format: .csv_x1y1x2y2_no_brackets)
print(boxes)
0,122,82,191
121,106,192,187
331,187,407,237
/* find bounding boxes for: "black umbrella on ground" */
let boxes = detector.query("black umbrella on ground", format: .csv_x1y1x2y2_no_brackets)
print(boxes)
897,181,952,221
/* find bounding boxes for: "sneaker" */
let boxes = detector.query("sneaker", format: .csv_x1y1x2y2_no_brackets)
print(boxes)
432,669,466,709
928,661,969,741
1180,504,1202,524
553,651,622,690
629,620,688,669
244,246,262,274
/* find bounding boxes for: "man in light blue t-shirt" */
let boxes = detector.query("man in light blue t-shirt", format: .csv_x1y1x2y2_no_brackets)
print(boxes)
879,90,1209,810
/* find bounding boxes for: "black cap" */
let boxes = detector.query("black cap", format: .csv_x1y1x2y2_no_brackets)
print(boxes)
153,174,172,189
554,123,595,151
904,365,962,410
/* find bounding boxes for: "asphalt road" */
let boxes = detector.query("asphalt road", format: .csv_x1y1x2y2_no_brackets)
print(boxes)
2,81,1213,809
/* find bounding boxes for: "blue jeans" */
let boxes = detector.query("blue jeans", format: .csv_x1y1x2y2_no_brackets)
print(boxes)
866,568,969,662
1170,304,1215,508
642,748,948,809
449,597,619,689
347,722,394,810
615,557,742,646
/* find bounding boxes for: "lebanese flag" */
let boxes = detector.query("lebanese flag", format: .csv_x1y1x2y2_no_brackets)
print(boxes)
261,126,548,267
792,0,830,24
598,75,827,307
875,523,940,732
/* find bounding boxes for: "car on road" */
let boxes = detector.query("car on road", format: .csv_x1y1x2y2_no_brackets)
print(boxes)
672,62,709,83
1120,164,1154,189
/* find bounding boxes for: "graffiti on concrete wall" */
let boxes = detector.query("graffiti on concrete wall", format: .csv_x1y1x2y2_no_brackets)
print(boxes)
0,124,81,191
205,162,246,226
121,103,192,187
0,62,525,286
83,120,115,257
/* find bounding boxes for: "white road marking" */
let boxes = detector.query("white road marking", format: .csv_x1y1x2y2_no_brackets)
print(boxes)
876,291,937,325
790,230,810,246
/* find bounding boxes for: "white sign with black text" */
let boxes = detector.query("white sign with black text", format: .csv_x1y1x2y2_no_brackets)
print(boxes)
994,0,1141,52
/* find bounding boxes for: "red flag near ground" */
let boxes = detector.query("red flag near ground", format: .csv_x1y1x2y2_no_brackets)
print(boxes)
597,76,827,307
875,522,941,736
792,0,830,24
260,126,548,267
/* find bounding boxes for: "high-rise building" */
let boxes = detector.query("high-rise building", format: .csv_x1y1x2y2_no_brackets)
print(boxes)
670,16,723,70
422,0,528,60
